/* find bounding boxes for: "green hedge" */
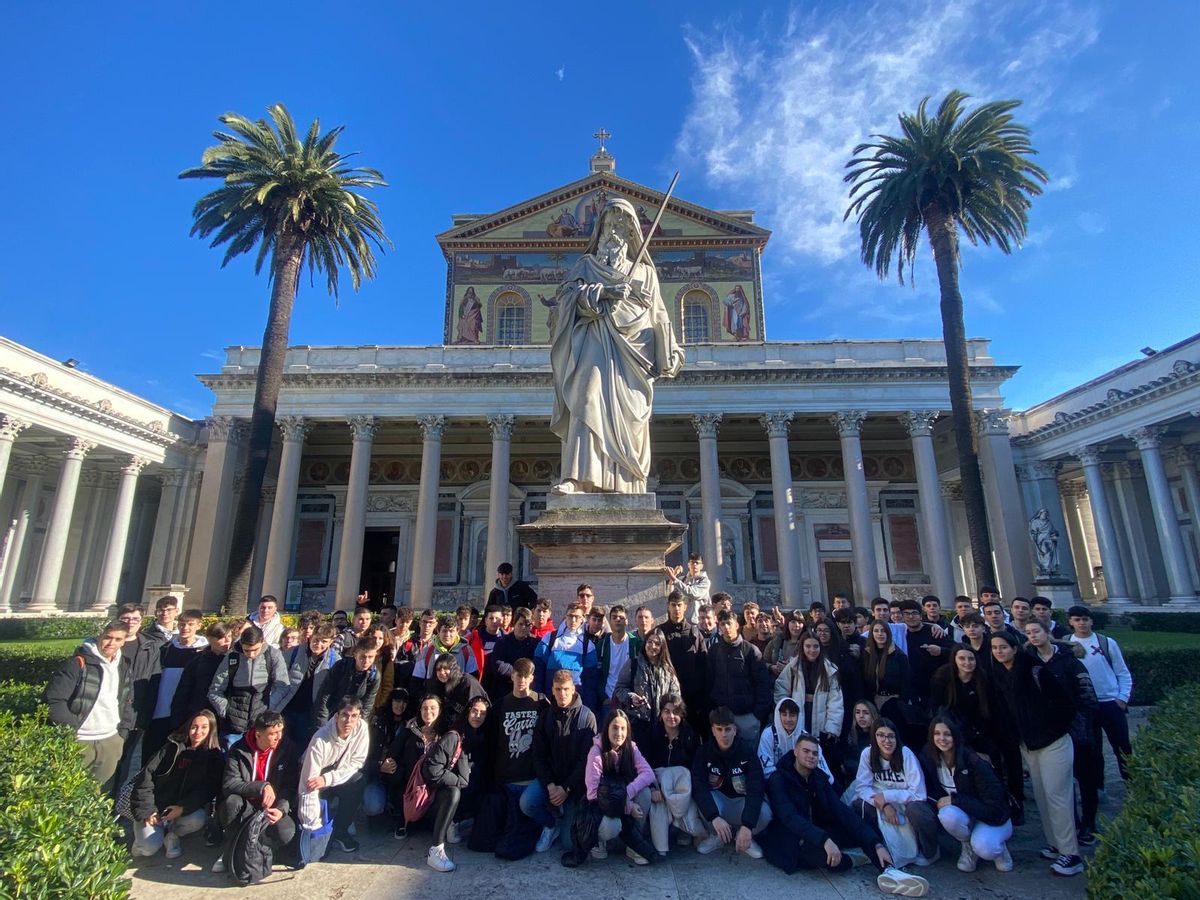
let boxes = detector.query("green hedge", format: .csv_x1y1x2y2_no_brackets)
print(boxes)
0,617,107,640
1123,646,1195,706
1123,611,1200,634
0,639,82,687
0,706,131,898
1088,682,1200,898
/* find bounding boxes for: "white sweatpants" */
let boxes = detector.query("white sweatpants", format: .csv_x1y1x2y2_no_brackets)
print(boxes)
649,766,707,853
1022,734,1078,857
937,804,1013,860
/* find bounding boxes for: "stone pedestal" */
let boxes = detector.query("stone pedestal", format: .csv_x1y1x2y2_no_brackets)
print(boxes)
517,493,686,618
1033,579,1079,610
144,583,189,608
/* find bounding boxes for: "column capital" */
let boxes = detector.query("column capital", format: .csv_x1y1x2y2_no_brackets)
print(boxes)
347,415,378,441
206,416,245,443
260,483,277,503
901,410,940,436
158,467,185,488
759,411,793,438
122,456,150,476
417,414,447,440
277,416,310,443
11,454,51,477
64,438,96,460
487,413,515,440
1059,480,1088,500
939,480,963,500
692,412,723,438
1125,425,1167,450
830,410,867,436
976,409,1010,436
0,414,32,441
1073,444,1105,466
1168,445,1198,468
1028,459,1060,480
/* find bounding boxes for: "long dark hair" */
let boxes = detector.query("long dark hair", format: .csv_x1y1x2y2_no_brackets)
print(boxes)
944,646,991,720
169,709,219,751
600,708,637,780
862,619,895,690
867,716,904,775
641,629,677,677
799,633,830,692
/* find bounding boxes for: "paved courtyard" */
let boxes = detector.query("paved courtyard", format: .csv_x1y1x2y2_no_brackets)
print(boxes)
126,717,1138,900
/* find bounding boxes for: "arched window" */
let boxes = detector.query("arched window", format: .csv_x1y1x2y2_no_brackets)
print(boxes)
682,291,712,343
493,292,528,344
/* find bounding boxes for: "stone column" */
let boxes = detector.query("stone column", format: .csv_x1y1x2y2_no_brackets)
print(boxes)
1020,460,1079,584
142,468,183,594
93,455,150,611
0,458,48,612
1109,461,1162,600
1127,426,1196,603
262,417,310,601
692,413,725,594
411,415,446,609
70,470,109,605
1170,447,1200,591
0,415,31,496
1073,446,1132,604
1059,481,1097,599
902,411,956,602
484,414,515,584
29,438,96,611
335,416,377,607
939,480,973,596
976,411,1034,599
189,417,245,609
831,410,880,601
170,469,203,583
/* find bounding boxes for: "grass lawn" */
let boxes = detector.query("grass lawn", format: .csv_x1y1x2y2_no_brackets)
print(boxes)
0,637,81,652
1103,628,1200,650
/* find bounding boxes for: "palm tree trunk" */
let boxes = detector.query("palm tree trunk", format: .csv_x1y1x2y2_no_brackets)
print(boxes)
222,232,303,612
925,206,997,591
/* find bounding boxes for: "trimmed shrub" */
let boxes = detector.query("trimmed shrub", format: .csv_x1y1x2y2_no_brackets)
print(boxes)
0,639,82,686
0,681,42,718
0,707,131,898
1123,646,1195,706
1125,611,1200,634
0,617,106,641
1088,682,1200,898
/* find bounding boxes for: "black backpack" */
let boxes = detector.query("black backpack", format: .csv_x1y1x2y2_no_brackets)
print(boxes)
494,790,541,861
226,809,274,887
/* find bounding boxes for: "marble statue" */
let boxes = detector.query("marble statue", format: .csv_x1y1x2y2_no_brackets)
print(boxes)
1029,507,1061,577
549,198,684,494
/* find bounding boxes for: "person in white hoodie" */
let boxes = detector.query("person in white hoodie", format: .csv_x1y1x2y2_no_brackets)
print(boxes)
757,697,835,779
298,695,371,858
44,621,134,790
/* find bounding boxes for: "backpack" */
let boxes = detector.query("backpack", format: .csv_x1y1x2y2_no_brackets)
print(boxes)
402,732,462,822
226,809,274,886
467,789,507,853
494,791,541,861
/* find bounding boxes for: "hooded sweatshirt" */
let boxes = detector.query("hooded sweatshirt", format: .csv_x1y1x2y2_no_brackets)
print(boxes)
76,641,123,740
152,635,209,721
756,697,835,779
298,716,370,829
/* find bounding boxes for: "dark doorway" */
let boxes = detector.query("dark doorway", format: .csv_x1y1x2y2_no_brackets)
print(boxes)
361,529,400,607
822,559,855,603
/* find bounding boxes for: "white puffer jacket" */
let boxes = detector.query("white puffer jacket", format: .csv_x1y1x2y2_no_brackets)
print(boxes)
772,656,844,737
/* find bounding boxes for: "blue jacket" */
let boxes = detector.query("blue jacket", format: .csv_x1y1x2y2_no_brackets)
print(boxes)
532,623,599,712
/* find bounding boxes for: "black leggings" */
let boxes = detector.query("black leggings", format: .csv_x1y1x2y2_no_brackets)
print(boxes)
1073,733,1102,831
430,786,461,846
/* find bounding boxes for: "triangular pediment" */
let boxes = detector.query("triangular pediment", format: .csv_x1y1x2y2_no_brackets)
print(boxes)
436,171,770,248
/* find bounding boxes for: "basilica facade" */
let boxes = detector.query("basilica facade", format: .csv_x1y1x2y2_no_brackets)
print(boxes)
1,152,1198,614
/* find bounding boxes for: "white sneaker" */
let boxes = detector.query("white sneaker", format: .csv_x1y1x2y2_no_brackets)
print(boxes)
696,834,723,855
740,839,763,859
446,823,462,844
163,831,182,860
956,841,977,872
913,848,940,867
211,855,226,874
877,866,929,896
625,846,649,865
536,825,559,853
995,847,1014,872
590,843,609,860
426,845,456,873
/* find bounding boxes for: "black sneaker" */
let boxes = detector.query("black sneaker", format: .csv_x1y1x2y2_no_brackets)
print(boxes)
394,823,407,840
1078,830,1096,847
1051,854,1084,876
333,835,360,853
1040,845,1059,860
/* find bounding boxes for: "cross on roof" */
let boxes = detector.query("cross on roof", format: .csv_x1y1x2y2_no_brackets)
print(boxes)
592,127,612,153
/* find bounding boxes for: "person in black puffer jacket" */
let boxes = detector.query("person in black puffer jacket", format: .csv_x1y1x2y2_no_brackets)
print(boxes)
423,653,488,723
919,715,1013,873
130,709,224,859
641,695,706,854
170,622,232,726
704,611,772,744
314,637,381,727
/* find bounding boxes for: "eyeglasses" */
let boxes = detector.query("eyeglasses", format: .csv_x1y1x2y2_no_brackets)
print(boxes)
876,733,897,741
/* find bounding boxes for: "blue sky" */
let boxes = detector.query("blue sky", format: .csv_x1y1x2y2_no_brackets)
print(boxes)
2,1,1196,419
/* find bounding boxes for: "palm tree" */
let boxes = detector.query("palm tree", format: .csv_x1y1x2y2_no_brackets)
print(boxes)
844,90,1047,590
181,104,389,612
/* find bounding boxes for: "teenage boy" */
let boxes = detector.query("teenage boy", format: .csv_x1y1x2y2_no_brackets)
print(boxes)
144,608,208,759
45,621,133,790
172,622,233,725
761,735,928,897
1067,605,1133,781
949,596,975,642
1032,596,1071,638
531,599,556,639
118,598,176,789
661,590,708,731
982,599,1024,644
493,607,541,684
661,552,711,624
532,602,599,712
496,659,544,801
709,592,734,617
584,605,609,640
468,604,507,695
281,623,340,744
596,604,640,710
247,595,284,647
525,669,597,853
336,607,373,656
412,615,478,683
696,603,719,648
1009,597,1034,633
705,611,772,745
298,697,370,857
921,595,943,626
633,604,657,641
487,561,539,608
314,638,381,728
692,706,771,859
207,625,290,749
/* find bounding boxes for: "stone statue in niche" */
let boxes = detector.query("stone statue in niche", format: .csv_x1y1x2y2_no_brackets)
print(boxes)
549,198,684,494
1029,507,1060,576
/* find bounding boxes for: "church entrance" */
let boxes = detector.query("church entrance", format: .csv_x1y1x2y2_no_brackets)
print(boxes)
361,529,400,607
821,559,854,603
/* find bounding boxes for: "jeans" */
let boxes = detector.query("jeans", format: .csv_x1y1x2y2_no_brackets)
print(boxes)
733,713,761,747
937,805,1012,860
132,808,208,856
648,766,706,853
518,779,577,839
707,792,772,834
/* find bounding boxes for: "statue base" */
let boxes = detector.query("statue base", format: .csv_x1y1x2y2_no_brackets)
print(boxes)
1032,578,1079,606
517,493,687,620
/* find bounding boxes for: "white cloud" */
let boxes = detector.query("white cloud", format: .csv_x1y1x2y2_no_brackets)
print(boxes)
675,1,1102,268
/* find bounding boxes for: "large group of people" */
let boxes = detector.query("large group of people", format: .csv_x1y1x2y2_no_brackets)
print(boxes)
43,554,1132,894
